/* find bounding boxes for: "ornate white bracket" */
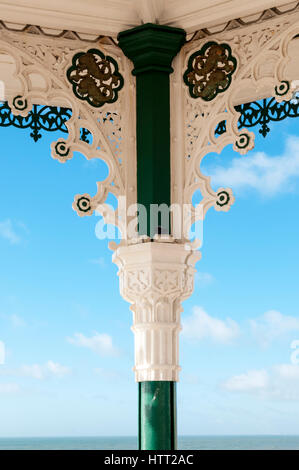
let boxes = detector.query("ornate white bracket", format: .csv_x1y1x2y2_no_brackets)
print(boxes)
171,10,299,248
0,26,136,241
112,238,200,381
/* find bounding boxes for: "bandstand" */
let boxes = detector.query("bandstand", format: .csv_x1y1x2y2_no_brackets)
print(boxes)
0,0,298,450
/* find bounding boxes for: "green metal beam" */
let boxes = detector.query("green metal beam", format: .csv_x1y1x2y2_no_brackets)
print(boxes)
118,23,186,237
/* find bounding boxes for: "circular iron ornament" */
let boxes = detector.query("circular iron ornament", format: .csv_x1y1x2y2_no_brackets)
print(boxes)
235,132,250,150
55,140,70,157
216,190,230,207
77,196,91,213
183,41,237,101
12,95,28,111
67,48,124,108
275,80,290,97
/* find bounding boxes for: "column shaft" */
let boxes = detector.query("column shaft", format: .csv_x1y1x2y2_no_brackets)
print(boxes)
118,24,186,450
139,382,177,450
136,71,171,235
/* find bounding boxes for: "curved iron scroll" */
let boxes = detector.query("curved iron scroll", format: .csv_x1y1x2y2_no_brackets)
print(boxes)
0,97,298,144
0,102,91,143
215,97,299,138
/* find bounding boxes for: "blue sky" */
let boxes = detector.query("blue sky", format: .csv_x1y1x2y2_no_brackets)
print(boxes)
0,112,299,438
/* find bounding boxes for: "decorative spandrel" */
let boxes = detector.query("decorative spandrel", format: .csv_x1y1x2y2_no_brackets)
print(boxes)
171,12,299,249
67,49,124,108
0,24,136,244
215,97,299,138
183,41,237,101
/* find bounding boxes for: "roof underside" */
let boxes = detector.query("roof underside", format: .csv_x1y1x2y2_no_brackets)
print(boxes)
0,0,298,38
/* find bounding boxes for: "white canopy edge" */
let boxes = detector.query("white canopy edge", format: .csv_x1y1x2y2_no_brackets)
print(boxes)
0,0,297,38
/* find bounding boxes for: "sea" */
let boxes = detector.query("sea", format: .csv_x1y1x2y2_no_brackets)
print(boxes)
0,435,298,450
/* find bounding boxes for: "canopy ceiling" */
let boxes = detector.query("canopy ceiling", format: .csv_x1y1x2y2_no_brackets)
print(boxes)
0,0,297,37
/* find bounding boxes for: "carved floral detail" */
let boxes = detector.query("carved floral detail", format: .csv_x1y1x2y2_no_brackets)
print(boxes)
183,41,237,101
72,194,93,217
214,188,235,212
233,131,255,155
112,242,201,381
51,138,73,163
127,270,150,294
67,48,124,108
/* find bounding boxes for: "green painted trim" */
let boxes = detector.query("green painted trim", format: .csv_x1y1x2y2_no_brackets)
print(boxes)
138,381,177,450
118,23,186,237
118,24,186,76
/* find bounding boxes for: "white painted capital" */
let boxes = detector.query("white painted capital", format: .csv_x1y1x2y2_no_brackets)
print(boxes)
112,238,200,382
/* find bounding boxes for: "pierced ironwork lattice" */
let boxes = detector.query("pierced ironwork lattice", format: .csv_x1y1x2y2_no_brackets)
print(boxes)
67,49,124,108
0,96,298,145
183,41,237,101
215,97,299,138
0,102,91,143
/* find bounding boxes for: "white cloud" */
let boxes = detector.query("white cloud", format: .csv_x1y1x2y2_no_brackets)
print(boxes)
45,361,71,378
0,219,21,244
250,310,299,347
0,383,20,394
271,364,299,400
223,369,269,392
67,332,119,356
20,364,44,380
210,135,299,196
182,306,240,344
223,364,299,400
1,361,71,380
273,364,299,380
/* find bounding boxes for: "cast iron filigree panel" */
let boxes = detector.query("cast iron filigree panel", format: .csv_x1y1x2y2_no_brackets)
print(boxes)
183,41,237,101
0,102,90,143
215,97,299,138
67,48,124,108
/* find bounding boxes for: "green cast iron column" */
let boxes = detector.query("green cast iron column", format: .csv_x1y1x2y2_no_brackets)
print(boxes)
118,23,186,238
118,23,186,450
139,382,177,450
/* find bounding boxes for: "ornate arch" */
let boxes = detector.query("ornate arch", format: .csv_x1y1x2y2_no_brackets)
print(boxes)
171,10,299,247
0,26,136,240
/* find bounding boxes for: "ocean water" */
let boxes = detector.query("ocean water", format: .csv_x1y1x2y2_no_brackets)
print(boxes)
0,435,298,450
